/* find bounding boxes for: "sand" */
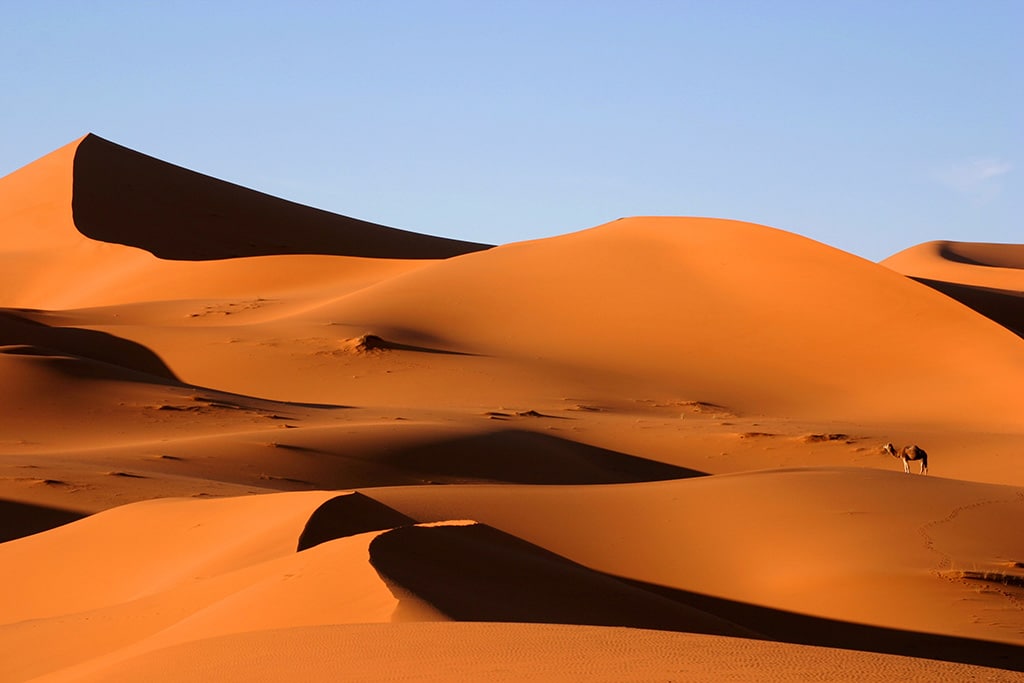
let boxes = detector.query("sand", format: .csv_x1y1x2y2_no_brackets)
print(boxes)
1,134,1023,681
883,240,1024,339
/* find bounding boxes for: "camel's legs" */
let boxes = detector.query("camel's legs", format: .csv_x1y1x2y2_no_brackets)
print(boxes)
902,458,910,474
920,460,927,475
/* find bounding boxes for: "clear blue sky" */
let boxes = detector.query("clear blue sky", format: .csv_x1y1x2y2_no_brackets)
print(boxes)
1,1,1019,261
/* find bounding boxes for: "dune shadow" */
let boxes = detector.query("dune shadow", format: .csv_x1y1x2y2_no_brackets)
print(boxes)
379,429,705,485
0,310,180,382
71,134,492,261
368,522,750,637
297,492,416,551
279,401,351,410
912,277,1024,339
367,521,1024,672
622,578,1024,672
189,391,351,413
0,499,87,543
937,243,992,267
1,310,358,412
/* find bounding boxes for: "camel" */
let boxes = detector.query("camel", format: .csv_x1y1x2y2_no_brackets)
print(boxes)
883,442,928,475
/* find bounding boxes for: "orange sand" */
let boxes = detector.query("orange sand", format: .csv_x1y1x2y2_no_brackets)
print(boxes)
883,240,1024,339
1,135,1023,681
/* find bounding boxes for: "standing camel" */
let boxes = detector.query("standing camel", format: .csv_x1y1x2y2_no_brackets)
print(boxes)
883,442,928,475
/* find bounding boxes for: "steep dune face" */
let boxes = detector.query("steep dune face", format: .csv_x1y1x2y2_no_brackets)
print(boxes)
69,134,492,261
0,134,484,308
883,240,1024,339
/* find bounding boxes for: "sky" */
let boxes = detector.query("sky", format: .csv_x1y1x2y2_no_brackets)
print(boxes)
0,1,1019,261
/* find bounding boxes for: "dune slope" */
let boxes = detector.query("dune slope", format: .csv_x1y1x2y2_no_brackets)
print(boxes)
303,217,1024,424
3,477,1024,679
883,240,1024,339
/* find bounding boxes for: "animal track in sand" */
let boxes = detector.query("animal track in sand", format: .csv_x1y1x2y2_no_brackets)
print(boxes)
920,494,1024,619
918,497,1016,573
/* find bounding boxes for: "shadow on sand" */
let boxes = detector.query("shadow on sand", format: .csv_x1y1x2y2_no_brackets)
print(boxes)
374,429,705,486
1,310,180,382
0,499,87,543
72,134,491,260
363,520,1024,672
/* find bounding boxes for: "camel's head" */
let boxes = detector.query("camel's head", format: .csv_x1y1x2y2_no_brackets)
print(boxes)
882,442,898,458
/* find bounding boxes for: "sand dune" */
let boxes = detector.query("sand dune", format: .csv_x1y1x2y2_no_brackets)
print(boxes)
3,478,1023,678
883,240,1024,338
367,471,1024,652
0,134,458,309
2,136,1023,680
299,217,1024,424
884,240,1024,288
0,133,490,261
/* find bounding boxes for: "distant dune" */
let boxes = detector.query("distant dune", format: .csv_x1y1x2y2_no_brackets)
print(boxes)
883,240,1024,338
1,136,1022,681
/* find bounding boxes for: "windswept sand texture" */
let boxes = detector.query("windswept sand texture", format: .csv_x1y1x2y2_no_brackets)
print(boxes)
1,135,1023,680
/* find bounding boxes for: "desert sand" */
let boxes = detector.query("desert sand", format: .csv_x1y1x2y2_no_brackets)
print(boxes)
1,134,1023,681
